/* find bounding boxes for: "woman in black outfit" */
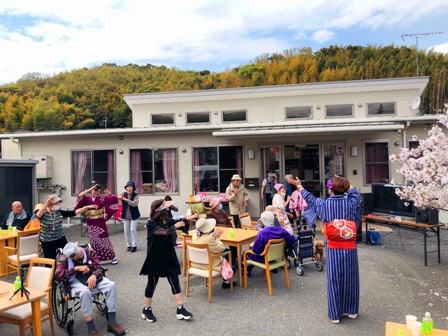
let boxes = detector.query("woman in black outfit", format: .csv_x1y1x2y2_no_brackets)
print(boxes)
140,199,194,323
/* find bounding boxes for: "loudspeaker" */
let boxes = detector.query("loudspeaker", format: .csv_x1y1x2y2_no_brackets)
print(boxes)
415,208,439,224
361,193,373,215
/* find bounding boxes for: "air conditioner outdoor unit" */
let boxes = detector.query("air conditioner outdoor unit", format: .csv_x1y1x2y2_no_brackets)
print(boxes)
35,155,53,179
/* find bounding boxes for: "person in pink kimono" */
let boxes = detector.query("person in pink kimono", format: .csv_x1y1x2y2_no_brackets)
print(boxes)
75,182,120,264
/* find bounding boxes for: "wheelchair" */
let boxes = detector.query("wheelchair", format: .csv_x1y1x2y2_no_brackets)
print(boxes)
52,247,108,335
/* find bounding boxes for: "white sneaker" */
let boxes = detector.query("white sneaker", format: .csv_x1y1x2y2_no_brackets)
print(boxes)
111,258,118,265
348,314,357,319
330,319,340,324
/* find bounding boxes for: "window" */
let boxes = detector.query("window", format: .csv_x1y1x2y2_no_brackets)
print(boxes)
72,150,116,195
130,148,178,194
285,106,312,119
222,110,247,122
365,142,389,184
367,103,396,115
186,112,210,124
151,113,174,125
193,146,243,193
325,104,353,117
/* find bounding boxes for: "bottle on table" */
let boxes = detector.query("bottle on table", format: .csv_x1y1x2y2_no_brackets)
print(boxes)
189,192,194,203
422,312,433,334
14,276,21,291
8,224,13,232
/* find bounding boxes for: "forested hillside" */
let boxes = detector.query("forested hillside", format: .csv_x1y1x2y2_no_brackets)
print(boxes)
0,45,447,132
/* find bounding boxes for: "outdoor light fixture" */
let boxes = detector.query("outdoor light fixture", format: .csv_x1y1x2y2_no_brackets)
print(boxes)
248,149,255,159
119,150,124,154
350,146,358,157
182,148,187,153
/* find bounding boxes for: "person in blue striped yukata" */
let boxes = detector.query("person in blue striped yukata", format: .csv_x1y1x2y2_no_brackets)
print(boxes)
293,176,361,324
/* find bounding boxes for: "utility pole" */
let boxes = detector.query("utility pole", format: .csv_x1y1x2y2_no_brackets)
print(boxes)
401,31,443,76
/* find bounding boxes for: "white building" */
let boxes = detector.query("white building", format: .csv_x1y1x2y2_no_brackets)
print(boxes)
0,77,437,218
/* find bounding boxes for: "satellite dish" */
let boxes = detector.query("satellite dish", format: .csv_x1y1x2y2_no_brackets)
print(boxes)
411,97,421,110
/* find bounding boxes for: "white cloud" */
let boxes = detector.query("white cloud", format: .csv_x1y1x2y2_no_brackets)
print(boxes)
0,0,447,83
312,30,335,43
428,42,448,54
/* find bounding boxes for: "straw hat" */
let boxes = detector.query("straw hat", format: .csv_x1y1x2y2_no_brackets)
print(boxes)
33,203,44,213
231,174,242,181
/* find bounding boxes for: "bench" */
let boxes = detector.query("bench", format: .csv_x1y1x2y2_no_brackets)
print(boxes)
362,215,442,266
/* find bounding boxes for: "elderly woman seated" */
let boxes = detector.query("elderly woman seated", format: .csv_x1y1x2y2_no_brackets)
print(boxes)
192,218,236,289
246,211,296,277
255,205,282,231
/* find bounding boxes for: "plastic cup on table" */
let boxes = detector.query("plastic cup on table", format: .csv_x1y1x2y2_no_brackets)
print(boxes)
229,230,235,238
409,321,422,336
405,315,417,330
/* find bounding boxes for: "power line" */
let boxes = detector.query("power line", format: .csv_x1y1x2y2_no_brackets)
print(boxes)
401,31,443,76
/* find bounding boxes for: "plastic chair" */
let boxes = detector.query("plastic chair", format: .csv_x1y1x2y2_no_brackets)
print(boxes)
185,242,233,303
4,228,40,279
238,212,257,230
243,238,290,296
0,257,56,336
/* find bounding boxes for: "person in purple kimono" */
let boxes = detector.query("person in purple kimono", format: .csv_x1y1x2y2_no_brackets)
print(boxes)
246,211,296,277
75,182,120,265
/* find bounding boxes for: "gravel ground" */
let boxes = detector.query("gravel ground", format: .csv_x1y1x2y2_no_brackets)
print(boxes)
1,220,448,336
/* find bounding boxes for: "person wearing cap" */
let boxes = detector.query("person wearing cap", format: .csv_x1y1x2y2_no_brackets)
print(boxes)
272,184,293,235
294,176,361,324
23,203,44,231
55,242,126,336
225,174,249,229
245,211,296,277
75,182,120,264
118,181,141,253
140,199,196,323
255,205,281,231
192,218,236,289
36,194,97,260
0,201,31,230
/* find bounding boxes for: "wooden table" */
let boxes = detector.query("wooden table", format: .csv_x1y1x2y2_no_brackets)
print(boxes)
182,228,258,287
0,229,18,276
0,280,46,336
363,215,442,266
385,321,448,335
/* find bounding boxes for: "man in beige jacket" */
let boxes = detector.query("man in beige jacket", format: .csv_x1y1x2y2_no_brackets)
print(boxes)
225,174,249,229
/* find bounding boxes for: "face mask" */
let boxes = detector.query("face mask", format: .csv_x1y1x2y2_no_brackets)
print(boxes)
219,204,223,211
280,192,286,197
52,205,61,211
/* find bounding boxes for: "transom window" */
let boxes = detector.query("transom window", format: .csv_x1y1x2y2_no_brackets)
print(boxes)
187,112,210,124
325,104,353,117
151,113,174,125
193,146,243,193
130,148,178,194
285,106,312,119
365,142,389,184
72,150,116,195
222,110,247,122
367,103,396,115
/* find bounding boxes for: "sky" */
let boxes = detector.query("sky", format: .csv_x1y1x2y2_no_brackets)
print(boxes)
0,0,447,85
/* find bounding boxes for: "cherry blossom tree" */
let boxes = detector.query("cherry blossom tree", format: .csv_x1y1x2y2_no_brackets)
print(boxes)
389,109,448,209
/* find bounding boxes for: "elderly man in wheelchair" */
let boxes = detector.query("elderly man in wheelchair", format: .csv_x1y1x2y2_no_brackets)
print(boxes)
54,242,126,336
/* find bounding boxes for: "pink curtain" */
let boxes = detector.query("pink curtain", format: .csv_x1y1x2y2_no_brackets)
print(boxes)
74,152,88,194
193,149,200,192
163,149,178,192
107,151,115,193
130,150,143,193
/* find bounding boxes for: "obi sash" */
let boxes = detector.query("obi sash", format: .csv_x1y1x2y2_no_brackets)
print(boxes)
323,219,357,249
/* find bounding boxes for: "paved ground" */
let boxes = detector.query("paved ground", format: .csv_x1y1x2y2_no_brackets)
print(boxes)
1,220,448,336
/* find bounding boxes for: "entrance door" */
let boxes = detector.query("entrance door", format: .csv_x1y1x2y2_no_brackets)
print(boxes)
322,144,346,197
285,144,320,196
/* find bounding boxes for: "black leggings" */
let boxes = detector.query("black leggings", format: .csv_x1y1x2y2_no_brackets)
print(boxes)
145,275,181,298
42,236,68,260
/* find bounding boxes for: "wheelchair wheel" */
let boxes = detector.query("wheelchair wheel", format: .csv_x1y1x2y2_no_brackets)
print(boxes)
52,280,68,327
296,266,304,276
315,261,324,272
94,292,108,315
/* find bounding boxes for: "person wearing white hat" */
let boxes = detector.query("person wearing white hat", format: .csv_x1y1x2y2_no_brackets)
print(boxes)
255,205,282,231
36,194,97,260
192,218,236,289
55,242,126,336
225,174,249,229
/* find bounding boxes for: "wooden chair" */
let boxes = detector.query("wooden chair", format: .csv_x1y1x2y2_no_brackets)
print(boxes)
243,238,290,296
185,242,233,303
0,257,56,336
189,201,211,219
4,228,40,279
238,212,257,230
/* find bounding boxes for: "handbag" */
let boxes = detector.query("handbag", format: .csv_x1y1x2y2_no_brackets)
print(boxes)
221,258,234,281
